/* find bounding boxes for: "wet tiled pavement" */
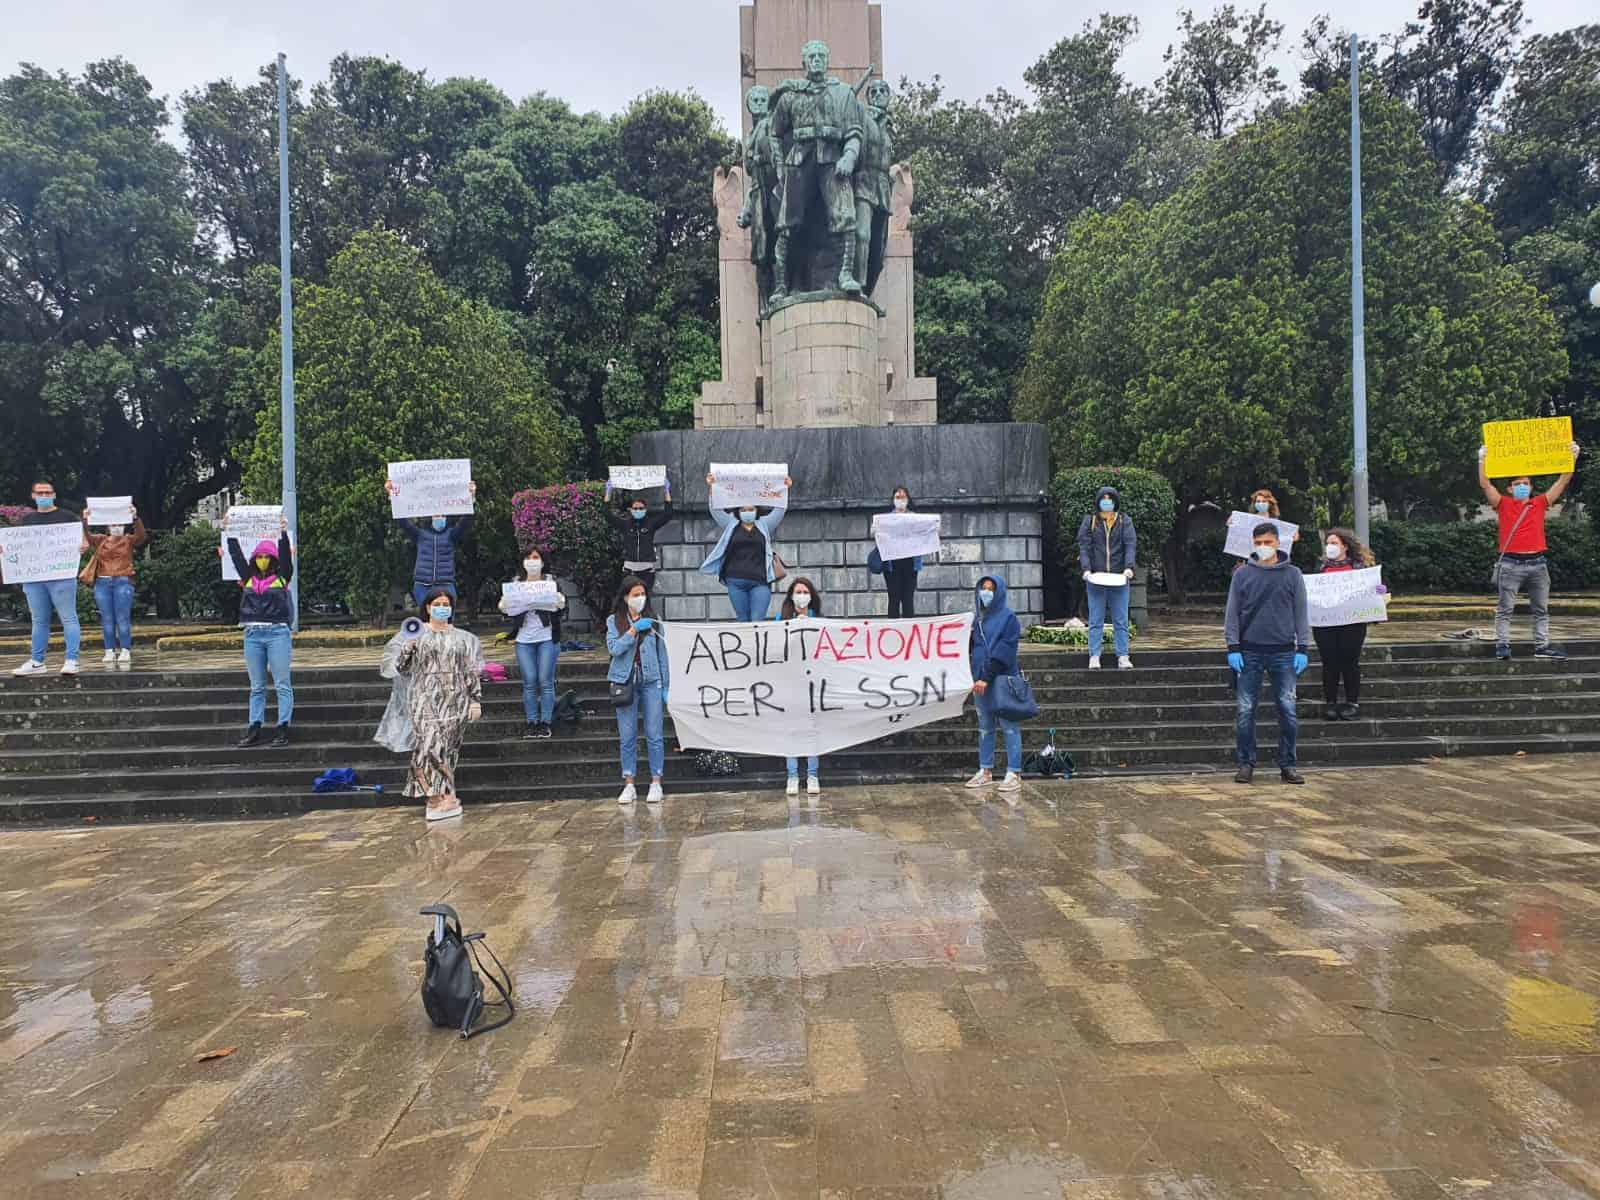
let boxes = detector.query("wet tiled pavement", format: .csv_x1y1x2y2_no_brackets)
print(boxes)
6,758,1600,1197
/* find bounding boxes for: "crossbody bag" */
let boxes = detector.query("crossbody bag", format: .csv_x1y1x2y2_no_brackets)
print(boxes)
1490,500,1536,589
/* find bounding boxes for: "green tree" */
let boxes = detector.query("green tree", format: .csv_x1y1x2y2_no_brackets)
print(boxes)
1161,4,1287,140
238,230,572,620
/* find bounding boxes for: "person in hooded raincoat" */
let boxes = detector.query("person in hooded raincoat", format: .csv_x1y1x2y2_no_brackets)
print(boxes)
965,573,1023,797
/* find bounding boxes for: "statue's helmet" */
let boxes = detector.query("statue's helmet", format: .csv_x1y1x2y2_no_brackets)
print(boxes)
867,79,892,107
745,85,770,114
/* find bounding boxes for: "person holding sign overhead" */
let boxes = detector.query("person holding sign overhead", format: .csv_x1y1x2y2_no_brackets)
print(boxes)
1226,489,1299,546
6,480,87,677
498,548,566,739
1478,439,1581,660
225,511,295,748
700,471,792,621
385,478,476,607
1312,529,1386,721
965,574,1024,797
773,577,825,797
607,576,670,807
605,469,673,594
1076,486,1137,670
81,503,148,665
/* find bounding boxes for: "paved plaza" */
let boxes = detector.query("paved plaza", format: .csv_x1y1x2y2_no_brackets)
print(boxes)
6,758,1600,1197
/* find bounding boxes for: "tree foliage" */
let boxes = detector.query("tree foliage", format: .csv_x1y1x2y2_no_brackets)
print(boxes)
1161,4,1287,140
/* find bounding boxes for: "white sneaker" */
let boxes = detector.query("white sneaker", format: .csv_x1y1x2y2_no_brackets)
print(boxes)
11,660,45,677
1087,656,1101,670
786,777,800,797
807,776,820,796
645,781,663,806
117,649,131,665
59,660,79,676
997,771,1022,794
617,782,637,805
102,650,116,663
964,769,994,789
1118,655,1133,670
425,803,463,822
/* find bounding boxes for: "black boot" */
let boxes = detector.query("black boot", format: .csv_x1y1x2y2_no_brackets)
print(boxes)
1280,767,1306,785
1337,702,1360,721
1323,704,1341,721
270,723,291,747
236,722,262,748
1234,764,1254,784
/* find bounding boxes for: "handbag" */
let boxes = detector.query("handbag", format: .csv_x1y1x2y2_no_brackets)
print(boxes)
610,638,643,707
992,671,1040,722
771,550,788,582
418,903,514,1039
1489,500,1535,588
867,547,885,576
78,554,99,587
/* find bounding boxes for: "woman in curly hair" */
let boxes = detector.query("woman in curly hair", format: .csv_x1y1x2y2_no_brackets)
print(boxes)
1312,527,1386,722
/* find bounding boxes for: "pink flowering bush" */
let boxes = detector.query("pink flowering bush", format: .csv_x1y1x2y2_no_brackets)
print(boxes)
511,481,622,620
0,506,33,526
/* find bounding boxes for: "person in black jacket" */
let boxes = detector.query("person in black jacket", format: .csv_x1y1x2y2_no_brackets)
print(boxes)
497,548,568,739
225,513,295,748
1076,485,1137,670
5,480,88,676
605,474,674,593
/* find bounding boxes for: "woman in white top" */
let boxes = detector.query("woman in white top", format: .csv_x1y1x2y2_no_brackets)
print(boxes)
498,548,567,739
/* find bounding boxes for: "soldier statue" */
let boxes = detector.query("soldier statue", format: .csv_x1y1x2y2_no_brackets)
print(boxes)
735,85,781,307
767,39,865,299
853,78,895,298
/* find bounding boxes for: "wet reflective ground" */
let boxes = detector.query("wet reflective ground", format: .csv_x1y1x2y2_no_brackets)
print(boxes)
6,758,1600,1198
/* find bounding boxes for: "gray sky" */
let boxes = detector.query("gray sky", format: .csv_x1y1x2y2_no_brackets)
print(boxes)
11,0,1594,139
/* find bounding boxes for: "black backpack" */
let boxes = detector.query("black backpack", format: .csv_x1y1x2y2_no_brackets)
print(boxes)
419,903,514,1039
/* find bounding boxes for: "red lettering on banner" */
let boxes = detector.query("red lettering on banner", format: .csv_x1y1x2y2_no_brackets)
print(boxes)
935,620,963,659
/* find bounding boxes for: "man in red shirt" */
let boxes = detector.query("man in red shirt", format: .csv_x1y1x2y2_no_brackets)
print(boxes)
1478,440,1581,659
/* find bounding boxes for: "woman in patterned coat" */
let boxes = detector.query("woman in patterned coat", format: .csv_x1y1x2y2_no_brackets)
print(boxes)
396,586,484,821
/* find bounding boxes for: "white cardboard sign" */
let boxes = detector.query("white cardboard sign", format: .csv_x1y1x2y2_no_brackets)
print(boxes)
709,463,788,510
608,465,667,491
1224,513,1299,558
220,506,285,581
388,459,473,519
0,523,82,585
502,580,562,614
1305,566,1388,628
85,496,133,527
873,512,942,562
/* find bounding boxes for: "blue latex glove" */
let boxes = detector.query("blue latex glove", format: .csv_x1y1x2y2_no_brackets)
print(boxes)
1293,652,1309,676
633,617,654,634
1227,652,1244,673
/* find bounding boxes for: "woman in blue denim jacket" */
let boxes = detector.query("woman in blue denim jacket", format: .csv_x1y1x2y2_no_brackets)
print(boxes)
606,575,671,807
699,471,792,620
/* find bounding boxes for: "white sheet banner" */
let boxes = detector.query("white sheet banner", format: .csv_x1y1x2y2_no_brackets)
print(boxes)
220,506,284,581
502,580,561,614
1305,566,1388,628
86,496,133,527
709,463,788,510
608,465,666,491
1,523,82,585
873,512,941,562
665,614,974,758
388,459,473,519
1224,513,1299,558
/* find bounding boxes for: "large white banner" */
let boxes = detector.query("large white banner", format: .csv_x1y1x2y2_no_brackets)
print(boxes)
709,463,788,510
388,459,474,519
1305,566,1388,628
608,465,667,491
873,512,941,562
502,580,561,614
1224,513,1299,558
85,496,133,527
664,614,974,759
1,523,82,585
220,506,284,581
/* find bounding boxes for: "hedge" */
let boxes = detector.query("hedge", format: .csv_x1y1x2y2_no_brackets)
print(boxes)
1051,467,1177,571
1025,621,1139,648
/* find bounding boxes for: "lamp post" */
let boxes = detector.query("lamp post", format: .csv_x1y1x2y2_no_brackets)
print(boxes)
277,53,298,630
1349,33,1370,544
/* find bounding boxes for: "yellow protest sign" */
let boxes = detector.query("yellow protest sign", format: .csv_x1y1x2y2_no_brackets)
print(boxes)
1483,416,1574,478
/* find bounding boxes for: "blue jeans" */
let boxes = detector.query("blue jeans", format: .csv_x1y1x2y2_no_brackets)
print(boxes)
1235,650,1297,768
243,625,294,726
725,577,771,621
413,581,457,608
616,680,665,780
94,575,135,651
786,756,819,780
22,579,81,663
516,639,559,723
1085,580,1131,657
974,684,1022,773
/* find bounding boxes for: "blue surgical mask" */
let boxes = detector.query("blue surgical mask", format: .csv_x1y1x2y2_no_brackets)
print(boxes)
1253,501,1270,514
1099,498,1115,513
632,509,647,521
739,509,757,524
1511,484,1532,501
979,590,994,607
429,605,452,623
34,496,55,510
432,517,447,532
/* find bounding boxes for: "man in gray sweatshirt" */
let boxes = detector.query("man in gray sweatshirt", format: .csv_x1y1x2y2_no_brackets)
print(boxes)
1224,523,1311,784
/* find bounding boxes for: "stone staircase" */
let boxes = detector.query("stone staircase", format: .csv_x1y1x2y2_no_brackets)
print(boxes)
4,640,1600,821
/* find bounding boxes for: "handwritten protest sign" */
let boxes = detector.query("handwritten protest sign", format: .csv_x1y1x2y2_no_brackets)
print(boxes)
608,465,667,492
388,459,473,519
709,463,788,510
1483,417,1574,479
219,506,284,581
1224,514,1299,559
502,580,562,614
664,614,974,758
0,523,83,585
86,496,133,527
1305,566,1388,628
873,513,942,562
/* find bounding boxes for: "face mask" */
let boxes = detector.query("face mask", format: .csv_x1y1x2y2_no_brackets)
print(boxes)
893,498,908,512
632,509,647,521
979,590,995,607
1253,544,1277,562
254,557,272,572
429,606,452,623
1325,542,1343,559
739,509,757,524
1253,501,1270,514
34,496,54,510
1512,484,1532,501
627,594,647,614
525,559,542,575
432,517,447,532
1099,498,1115,513
108,525,126,537
792,591,811,609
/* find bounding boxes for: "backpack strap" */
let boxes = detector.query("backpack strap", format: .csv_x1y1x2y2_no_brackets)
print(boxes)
461,932,515,1039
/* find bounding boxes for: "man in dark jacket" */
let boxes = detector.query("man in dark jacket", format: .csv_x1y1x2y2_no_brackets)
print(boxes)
1224,523,1311,785
1076,485,1137,670
605,473,674,593
387,480,475,607
6,479,88,676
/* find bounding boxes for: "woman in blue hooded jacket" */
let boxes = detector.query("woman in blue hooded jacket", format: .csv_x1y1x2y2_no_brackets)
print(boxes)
700,471,792,621
966,573,1023,795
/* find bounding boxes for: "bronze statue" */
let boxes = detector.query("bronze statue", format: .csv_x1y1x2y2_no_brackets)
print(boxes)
854,78,894,298
767,40,865,299
735,85,780,306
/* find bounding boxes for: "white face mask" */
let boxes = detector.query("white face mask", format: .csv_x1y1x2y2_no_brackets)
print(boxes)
524,559,542,574
1253,544,1278,562
792,591,811,610
627,594,647,614
892,497,908,512
1324,542,1343,560
108,525,126,537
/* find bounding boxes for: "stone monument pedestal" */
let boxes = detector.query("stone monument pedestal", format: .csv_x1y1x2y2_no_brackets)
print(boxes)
768,297,881,427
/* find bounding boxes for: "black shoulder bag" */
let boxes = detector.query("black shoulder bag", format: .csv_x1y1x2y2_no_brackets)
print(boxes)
419,903,515,1039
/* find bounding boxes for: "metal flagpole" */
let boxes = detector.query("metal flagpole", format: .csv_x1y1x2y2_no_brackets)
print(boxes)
1349,33,1370,544
277,52,299,630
